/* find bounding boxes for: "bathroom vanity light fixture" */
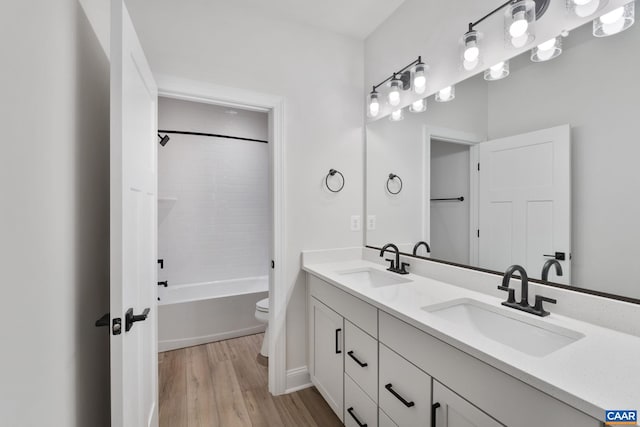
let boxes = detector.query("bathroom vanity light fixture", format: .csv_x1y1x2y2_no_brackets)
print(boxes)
435,85,455,102
593,2,635,36
390,108,404,121
368,88,380,118
531,36,562,61
462,30,482,70
484,61,510,80
366,56,426,117
568,0,607,17
409,98,427,113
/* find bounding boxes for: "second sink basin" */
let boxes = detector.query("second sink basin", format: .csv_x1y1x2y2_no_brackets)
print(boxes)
336,267,412,288
422,298,584,357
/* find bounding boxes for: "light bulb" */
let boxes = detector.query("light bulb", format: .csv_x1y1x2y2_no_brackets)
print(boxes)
390,108,404,122
574,0,600,17
435,85,455,102
594,2,635,37
484,61,509,81
369,99,379,117
509,12,529,38
600,6,624,23
532,37,561,62
409,99,427,113
490,62,505,79
413,62,427,94
538,38,556,51
388,79,401,107
464,45,479,62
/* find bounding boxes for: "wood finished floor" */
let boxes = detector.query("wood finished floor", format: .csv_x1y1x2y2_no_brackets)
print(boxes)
159,333,343,427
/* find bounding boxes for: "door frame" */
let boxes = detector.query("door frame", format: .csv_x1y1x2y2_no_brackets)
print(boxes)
423,126,484,266
155,74,287,395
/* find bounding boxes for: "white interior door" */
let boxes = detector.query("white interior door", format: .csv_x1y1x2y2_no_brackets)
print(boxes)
478,125,571,284
110,0,159,426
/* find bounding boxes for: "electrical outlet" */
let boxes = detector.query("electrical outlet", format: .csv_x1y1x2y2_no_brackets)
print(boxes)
350,215,361,231
367,215,376,230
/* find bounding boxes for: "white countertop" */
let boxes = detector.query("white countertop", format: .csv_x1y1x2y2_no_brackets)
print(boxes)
303,257,640,421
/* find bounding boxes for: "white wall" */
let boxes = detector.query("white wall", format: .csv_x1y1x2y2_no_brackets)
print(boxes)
0,1,110,425
125,0,364,372
487,23,640,298
157,98,269,285
430,140,470,264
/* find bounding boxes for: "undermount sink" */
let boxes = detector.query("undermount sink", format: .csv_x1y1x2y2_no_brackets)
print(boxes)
422,299,584,357
336,267,412,288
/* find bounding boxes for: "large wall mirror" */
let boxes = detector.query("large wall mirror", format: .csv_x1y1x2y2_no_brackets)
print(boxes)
365,19,640,301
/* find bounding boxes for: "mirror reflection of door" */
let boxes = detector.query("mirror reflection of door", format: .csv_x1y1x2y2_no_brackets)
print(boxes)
430,139,471,265
478,125,571,284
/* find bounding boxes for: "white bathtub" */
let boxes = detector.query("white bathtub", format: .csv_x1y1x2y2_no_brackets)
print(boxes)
157,276,268,352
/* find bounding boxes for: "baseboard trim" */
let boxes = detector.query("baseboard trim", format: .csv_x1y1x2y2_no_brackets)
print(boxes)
158,325,266,352
285,366,312,393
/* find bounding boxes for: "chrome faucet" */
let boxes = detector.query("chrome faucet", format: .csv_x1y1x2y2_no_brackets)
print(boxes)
498,264,557,317
541,259,563,282
412,241,431,256
379,243,410,275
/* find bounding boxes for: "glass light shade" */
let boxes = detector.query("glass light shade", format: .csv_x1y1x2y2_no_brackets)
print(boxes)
409,98,427,113
390,108,404,122
367,91,380,118
388,78,402,106
531,36,563,62
505,0,536,48
413,63,427,94
484,61,510,81
462,30,481,71
435,85,455,102
593,2,635,37
567,0,606,17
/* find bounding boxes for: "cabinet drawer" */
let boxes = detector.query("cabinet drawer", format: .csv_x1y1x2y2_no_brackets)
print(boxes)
379,343,431,427
379,409,398,427
345,320,378,401
308,274,377,337
345,374,378,427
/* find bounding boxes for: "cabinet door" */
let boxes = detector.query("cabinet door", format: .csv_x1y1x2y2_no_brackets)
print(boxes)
433,381,503,427
310,297,344,421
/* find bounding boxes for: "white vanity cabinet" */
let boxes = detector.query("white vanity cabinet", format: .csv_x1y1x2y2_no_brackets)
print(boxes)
307,273,601,427
432,381,503,427
309,297,344,420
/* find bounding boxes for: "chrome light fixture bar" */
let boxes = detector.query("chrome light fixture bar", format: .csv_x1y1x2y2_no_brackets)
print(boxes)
367,56,426,118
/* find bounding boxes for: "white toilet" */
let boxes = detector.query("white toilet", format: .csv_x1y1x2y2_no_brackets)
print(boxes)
254,298,269,357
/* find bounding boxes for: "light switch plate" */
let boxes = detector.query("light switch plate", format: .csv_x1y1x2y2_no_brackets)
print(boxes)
367,215,376,230
350,215,361,231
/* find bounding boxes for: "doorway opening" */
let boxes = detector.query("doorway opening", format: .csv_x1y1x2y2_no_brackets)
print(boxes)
429,138,472,265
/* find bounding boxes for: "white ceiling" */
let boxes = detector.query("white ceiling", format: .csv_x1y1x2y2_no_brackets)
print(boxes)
234,0,406,40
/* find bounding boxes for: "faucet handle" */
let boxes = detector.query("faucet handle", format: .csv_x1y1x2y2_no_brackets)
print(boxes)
533,295,556,317
497,286,516,304
399,262,410,274
385,258,396,271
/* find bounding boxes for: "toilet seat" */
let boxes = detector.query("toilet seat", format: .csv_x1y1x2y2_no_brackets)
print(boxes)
256,298,269,313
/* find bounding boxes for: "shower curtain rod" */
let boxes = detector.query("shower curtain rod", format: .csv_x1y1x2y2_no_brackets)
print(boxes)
157,129,268,144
